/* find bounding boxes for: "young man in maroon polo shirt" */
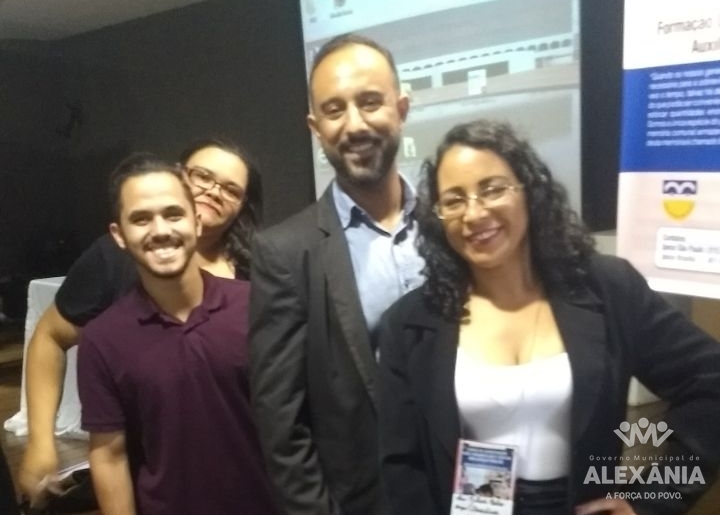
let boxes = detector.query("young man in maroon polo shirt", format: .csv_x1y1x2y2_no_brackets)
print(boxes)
76,155,276,515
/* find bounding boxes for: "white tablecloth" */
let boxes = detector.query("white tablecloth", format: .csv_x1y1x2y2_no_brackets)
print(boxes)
3,276,86,439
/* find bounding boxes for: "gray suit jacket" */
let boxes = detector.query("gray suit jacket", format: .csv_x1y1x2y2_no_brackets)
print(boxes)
250,187,388,515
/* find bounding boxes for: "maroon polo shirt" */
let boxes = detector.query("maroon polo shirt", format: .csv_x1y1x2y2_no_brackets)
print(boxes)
78,271,276,515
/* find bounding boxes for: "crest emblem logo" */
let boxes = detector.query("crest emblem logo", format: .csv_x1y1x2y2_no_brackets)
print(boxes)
662,180,696,221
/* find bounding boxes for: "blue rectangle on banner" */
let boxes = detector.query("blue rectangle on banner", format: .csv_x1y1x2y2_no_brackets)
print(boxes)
620,61,720,173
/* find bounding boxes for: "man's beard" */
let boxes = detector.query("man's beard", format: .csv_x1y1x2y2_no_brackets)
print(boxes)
133,234,195,280
326,133,401,188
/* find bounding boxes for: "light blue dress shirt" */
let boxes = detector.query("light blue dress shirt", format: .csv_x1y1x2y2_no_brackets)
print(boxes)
332,178,426,341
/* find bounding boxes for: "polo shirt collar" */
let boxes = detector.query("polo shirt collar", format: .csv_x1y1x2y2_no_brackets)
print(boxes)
135,269,227,325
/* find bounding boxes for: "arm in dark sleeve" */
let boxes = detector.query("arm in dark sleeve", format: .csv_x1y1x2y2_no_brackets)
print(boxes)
378,306,441,515
56,235,136,327
77,331,126,433
249,231,337,515
78,331,135,515
599,258,720,515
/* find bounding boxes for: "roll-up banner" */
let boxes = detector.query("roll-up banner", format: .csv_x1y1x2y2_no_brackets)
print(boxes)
617,0,720,299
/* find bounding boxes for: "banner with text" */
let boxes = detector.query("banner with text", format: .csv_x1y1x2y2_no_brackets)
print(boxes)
618,0,720,298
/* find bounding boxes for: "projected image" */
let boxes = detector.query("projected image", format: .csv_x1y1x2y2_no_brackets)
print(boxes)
301,0,580,209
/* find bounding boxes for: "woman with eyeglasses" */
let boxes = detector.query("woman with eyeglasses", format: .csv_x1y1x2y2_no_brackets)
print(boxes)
178,139,262,280
19,138,263,506
377,120,720,515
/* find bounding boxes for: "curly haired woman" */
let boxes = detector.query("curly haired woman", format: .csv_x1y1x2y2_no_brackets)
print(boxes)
378,120,720,515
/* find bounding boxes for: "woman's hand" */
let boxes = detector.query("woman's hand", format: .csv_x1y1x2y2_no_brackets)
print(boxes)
575,498,638,515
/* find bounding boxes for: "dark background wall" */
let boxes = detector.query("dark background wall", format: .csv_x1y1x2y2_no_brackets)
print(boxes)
0,45,74,313
581,0,623,234
54,0,314,243
0,0,622,315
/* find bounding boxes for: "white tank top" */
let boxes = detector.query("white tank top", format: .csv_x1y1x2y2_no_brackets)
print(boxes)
454,348,573,480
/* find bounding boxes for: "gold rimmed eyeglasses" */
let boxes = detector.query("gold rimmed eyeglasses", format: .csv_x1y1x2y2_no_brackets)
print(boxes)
434,184,523,220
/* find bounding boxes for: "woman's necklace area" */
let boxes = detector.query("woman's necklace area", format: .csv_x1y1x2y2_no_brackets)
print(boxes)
460,295,545,366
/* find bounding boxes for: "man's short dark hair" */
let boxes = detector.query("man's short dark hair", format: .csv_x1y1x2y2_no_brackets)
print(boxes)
309,33,401,91
108,153,191,222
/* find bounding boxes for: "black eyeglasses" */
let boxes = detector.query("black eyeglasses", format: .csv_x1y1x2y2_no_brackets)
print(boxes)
434,184,523,220
185,166,245,203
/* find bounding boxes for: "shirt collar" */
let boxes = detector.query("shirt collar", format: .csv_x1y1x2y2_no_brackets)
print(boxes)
135,269,226,325
332,175,418,230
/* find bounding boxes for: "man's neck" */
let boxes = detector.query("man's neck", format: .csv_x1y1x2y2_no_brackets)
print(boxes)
138,265,204,323
338,168,405,232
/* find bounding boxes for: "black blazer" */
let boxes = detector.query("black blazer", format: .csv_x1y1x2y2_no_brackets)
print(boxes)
250,187,388,515
378,254,720,515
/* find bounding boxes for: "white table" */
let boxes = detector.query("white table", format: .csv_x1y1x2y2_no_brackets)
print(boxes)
3,276,86,439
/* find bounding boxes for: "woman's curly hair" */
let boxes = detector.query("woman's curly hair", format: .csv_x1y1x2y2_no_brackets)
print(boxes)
417,120,595,321
179,138,263,280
